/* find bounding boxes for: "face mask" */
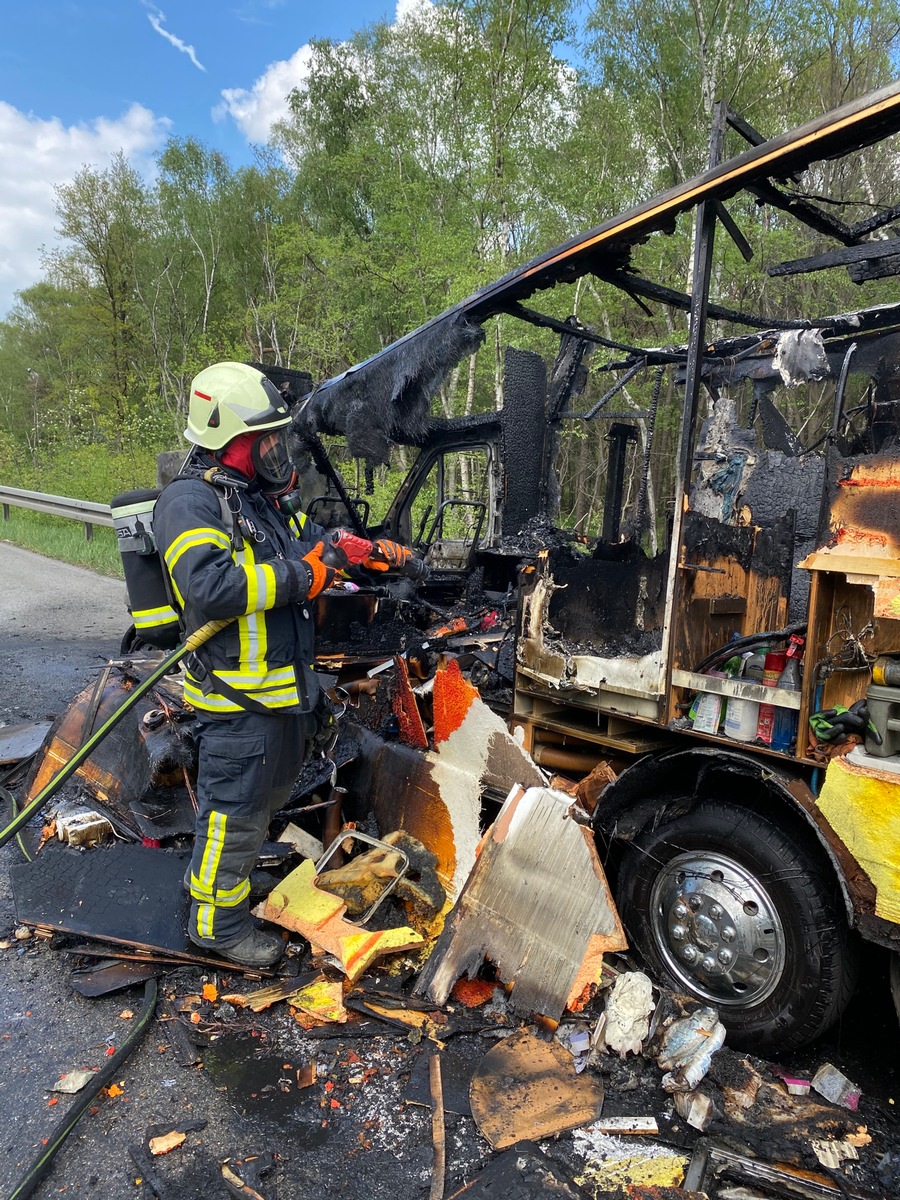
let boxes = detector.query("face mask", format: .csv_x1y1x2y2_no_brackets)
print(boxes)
251,429,296,495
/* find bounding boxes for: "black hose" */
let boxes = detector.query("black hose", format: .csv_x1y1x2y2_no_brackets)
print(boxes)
693,622,807,676
5,977,158,1200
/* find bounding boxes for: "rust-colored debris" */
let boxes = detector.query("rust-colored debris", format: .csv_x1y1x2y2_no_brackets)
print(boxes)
450,978,496,1007
469,1030,605,1149
416,785,627,1021
391,655,428,748
432,658,480,744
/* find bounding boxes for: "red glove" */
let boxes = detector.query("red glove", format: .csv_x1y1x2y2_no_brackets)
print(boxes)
363,539,413,572
322,529,373,569
302,542,336,598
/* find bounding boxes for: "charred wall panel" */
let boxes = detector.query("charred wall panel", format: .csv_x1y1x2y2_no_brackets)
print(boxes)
500,348,548,536
544,544,667,656
742,450,824,623
675,510,794,671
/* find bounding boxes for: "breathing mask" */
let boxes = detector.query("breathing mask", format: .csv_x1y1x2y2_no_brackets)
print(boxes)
252,429,297,496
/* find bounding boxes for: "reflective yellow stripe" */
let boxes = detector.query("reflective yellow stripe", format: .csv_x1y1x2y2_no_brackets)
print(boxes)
164,527,231,608
189,872,213,900
133,605,179,629
216,666,296,687
259,562,277,607
241,561,259,614
197,903,215,940
164,527,231,572
215,879,251,906
199,811,227,891
184,681,301,713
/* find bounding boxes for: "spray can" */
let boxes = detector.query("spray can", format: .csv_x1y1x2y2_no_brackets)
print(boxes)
756,649,787,745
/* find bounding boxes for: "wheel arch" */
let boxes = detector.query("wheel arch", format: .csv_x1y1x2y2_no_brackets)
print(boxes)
592,745,855,926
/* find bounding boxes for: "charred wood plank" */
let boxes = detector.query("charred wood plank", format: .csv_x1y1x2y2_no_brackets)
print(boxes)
748,179,858,244
848,253,900,282
595,272,806,331
850,203,900,239
714,200,754,261
769,237,900,277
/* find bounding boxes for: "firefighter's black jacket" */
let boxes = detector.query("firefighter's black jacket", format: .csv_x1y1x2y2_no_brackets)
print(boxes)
154,463,326,715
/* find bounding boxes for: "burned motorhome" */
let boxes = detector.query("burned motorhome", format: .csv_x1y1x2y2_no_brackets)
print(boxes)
243,83,900,1054
11,90,900,1200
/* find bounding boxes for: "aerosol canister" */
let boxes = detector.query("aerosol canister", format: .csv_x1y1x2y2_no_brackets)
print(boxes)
756,649,787,745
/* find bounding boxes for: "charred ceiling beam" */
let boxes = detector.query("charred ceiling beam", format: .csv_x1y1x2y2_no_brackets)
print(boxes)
747,179,859,244
595,271,807,330
503,301,684,364
848,251,900,283
850,202,900,239
768,236,900,278
714,200,755,262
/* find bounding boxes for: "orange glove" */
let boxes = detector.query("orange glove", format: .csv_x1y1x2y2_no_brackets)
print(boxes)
364,539,413,572
302,542,336,598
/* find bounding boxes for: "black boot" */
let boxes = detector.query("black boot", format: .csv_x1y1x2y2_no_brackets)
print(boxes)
200,927,284,968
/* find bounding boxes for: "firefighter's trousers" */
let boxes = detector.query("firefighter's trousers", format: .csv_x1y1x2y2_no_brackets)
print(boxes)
188,709,308,948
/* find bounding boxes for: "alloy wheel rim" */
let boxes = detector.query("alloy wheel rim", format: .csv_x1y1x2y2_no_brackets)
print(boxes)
648,850,786,1008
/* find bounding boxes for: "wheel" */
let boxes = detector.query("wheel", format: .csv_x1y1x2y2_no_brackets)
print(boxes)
614,800,858,1053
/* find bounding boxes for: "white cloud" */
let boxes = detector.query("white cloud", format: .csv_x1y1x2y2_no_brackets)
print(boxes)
144,4,206,72
216,0,433,143
215,44,314,143
0,102,169,317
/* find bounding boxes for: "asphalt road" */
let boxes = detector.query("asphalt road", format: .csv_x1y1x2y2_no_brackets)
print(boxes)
1,542,900,1199
0,543,490,1200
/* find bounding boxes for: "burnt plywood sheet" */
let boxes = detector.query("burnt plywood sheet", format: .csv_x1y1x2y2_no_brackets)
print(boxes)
10,844,236,968
415,786,627,1021
469,1031,605,1150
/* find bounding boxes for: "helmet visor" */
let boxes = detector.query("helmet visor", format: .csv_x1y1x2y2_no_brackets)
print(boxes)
252,429,296,494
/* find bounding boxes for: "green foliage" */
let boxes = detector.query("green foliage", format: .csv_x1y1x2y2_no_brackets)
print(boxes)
0,0,899,567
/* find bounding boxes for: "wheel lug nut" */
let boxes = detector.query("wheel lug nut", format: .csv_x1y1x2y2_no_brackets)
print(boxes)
721,926,736,942
709,904,723,920
689,896,703,912
671,924,686,942
718,948,733,965
673,903,688,919
682,945,698,963
701,955,717,973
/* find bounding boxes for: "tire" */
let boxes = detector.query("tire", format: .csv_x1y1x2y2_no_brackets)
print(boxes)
614,800,859,1053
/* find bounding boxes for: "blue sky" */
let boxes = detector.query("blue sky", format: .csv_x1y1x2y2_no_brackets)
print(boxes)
0,0,411,316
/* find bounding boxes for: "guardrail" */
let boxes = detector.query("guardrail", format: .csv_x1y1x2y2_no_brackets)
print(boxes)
0,484,114,541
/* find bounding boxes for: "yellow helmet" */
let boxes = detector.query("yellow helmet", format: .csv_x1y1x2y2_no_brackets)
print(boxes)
185,362,291,450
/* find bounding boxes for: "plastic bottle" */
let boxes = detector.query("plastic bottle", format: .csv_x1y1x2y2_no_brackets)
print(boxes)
723,652,759,741
770,636,805,753
756,649,787,744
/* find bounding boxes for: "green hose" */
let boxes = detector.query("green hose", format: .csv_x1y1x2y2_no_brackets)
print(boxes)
0,618,231,851
5,977,158,1200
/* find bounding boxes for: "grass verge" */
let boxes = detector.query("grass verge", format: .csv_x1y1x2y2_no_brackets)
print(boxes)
0,509,124,577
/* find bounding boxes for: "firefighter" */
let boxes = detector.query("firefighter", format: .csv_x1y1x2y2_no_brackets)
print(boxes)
154,361,376,967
